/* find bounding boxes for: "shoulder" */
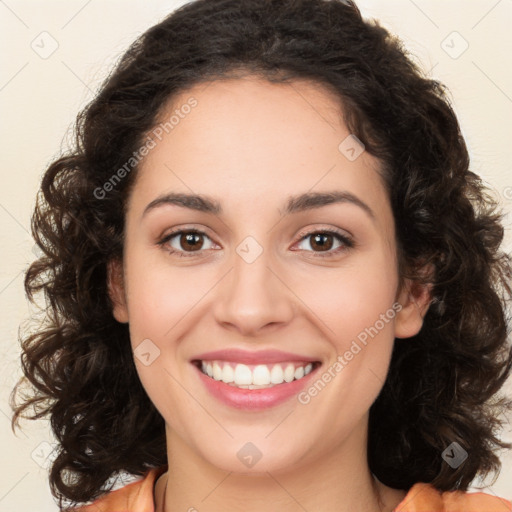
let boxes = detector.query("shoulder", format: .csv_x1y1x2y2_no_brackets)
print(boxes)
394,482,512,512
68,466,167,512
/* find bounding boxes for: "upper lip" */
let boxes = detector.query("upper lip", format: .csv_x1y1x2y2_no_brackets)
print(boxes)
191,349,319,365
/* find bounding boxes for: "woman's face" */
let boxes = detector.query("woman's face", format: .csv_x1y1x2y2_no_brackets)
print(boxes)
110,76,430,474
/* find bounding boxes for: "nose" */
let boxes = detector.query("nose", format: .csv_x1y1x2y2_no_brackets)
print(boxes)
212,247,295,337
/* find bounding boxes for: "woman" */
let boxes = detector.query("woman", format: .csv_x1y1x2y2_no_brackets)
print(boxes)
11,0,512,510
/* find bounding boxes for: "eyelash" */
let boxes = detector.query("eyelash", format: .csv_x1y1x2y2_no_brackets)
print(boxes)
157,227,355,259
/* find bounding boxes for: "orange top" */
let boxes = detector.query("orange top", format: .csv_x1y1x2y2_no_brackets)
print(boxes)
71,466,512,512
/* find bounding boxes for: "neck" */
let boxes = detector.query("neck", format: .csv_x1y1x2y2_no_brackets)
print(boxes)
155,417,405,512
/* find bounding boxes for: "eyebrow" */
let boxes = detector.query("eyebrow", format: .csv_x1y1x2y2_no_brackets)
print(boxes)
143,190,376,221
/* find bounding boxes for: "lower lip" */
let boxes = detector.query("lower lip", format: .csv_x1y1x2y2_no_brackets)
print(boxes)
193,363,319,410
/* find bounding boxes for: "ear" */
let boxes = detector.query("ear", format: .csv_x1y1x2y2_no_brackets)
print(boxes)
107,258,129,323
394,263,434,339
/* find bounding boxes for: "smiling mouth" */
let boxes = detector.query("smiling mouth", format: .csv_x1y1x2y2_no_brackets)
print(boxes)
192,360,321,389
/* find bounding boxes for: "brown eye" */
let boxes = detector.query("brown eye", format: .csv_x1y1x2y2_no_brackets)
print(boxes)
178,232,204,252
309,233,334,252
294,229,354,258
159,229,215,257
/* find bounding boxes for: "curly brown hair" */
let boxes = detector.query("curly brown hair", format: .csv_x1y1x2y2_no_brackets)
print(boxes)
11,0,512,508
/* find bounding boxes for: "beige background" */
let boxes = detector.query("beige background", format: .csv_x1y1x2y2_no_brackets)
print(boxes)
1,0,511,510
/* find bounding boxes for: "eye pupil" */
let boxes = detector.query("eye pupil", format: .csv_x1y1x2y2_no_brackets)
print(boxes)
310,233,333,251
181,232,202,251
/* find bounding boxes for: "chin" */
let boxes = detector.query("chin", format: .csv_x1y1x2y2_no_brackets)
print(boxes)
194,437,310,475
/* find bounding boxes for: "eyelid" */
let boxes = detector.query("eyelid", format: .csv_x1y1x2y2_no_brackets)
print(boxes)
294,225,353,244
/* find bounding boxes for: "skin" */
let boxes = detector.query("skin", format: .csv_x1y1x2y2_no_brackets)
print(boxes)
109,76,432,512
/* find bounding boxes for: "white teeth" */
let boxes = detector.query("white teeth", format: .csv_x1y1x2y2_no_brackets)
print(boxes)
222,364,235,383
270,364,284,384
294,366,304,380
212,362,223,380
284,364,295,383
199,360,317,387
234,383,274,389
253,365,271,385
234,364,253,385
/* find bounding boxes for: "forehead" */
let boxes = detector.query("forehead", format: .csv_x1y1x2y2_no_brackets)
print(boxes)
129,76,391,232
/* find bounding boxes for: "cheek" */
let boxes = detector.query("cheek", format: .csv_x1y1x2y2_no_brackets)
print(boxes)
122,261,190,422
290,244,399,404
121,249,213,410
301,261,399,433
123,247,212,339
291,247,399,344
